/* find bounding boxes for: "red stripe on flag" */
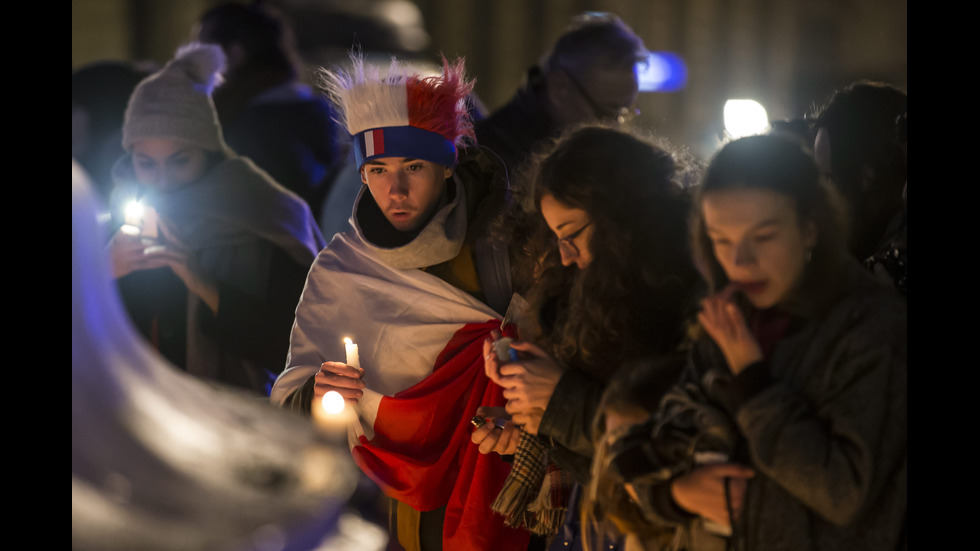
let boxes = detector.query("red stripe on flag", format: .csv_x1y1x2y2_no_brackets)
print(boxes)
351,320,529,551
372,128,385,156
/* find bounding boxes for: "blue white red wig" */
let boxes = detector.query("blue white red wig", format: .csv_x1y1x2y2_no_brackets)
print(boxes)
320,54,475,169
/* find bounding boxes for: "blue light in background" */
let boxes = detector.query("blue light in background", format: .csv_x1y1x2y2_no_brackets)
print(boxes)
637,52,687,92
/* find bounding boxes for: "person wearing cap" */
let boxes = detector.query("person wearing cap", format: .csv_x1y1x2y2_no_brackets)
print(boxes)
270,56,527,550
106,42,326,395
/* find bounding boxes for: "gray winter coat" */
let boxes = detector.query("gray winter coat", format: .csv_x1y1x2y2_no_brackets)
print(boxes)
633,260,907,551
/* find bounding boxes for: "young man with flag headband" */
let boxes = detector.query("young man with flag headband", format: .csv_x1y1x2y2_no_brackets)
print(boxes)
270,55,528,551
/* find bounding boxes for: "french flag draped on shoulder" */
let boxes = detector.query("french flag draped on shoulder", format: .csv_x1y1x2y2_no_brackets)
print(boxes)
272,231,529,551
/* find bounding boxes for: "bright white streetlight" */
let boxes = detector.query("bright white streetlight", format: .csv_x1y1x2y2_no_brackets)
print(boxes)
724,99,769,138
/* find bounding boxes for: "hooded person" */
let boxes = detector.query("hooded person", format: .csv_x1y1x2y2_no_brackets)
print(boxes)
268,54,528,550
106,42,326,395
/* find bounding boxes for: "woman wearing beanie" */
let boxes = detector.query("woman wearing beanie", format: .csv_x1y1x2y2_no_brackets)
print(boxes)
106,43,326,395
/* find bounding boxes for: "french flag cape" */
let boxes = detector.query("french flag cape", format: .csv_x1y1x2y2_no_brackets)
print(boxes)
272,231,529,551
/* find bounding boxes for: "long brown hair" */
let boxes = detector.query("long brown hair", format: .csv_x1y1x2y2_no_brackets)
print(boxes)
516,124,702,378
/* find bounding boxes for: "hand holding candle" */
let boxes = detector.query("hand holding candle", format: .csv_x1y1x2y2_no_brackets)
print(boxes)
312,340,364,435
313,337,365,409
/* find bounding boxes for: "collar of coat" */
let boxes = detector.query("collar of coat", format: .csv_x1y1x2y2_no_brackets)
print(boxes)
351,176,468,270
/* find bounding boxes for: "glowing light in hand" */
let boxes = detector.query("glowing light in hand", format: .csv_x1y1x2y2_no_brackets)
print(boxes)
124,200,145,222
321,391,345,415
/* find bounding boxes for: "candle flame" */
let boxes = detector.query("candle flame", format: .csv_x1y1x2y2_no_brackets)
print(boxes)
343,337,352,345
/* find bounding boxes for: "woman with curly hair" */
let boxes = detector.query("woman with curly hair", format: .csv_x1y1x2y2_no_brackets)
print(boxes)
472,124,701,547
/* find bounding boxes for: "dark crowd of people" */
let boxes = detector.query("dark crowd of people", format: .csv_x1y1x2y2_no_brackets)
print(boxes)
72,4,906,551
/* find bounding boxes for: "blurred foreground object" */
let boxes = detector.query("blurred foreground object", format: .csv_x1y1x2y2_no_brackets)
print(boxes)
72,159,361,551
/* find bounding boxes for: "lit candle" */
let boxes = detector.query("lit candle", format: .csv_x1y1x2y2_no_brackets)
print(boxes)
321,390,346,415
344,337,360,370
313,388,349,435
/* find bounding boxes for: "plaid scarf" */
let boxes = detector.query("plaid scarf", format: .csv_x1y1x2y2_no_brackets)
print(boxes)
491,429,571,537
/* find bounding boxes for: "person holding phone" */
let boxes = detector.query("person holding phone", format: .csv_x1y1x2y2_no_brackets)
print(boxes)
106,43,325,395
473,125,702,545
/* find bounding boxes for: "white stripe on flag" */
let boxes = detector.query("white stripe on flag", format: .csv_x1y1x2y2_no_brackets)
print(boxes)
365,130,376,157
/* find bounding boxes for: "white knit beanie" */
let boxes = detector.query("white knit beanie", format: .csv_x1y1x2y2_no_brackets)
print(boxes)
122,43,228,152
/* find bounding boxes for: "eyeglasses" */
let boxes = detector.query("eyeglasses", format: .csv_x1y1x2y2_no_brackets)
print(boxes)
562,69,640,125
557,221,592,258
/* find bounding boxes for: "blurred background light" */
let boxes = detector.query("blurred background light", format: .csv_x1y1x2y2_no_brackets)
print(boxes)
724,99,769,138
637,51,686,92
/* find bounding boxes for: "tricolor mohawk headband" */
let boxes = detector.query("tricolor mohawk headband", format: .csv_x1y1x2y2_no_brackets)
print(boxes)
319,54,475,169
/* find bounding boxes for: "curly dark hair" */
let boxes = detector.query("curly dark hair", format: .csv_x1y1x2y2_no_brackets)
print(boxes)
510,124,702,379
